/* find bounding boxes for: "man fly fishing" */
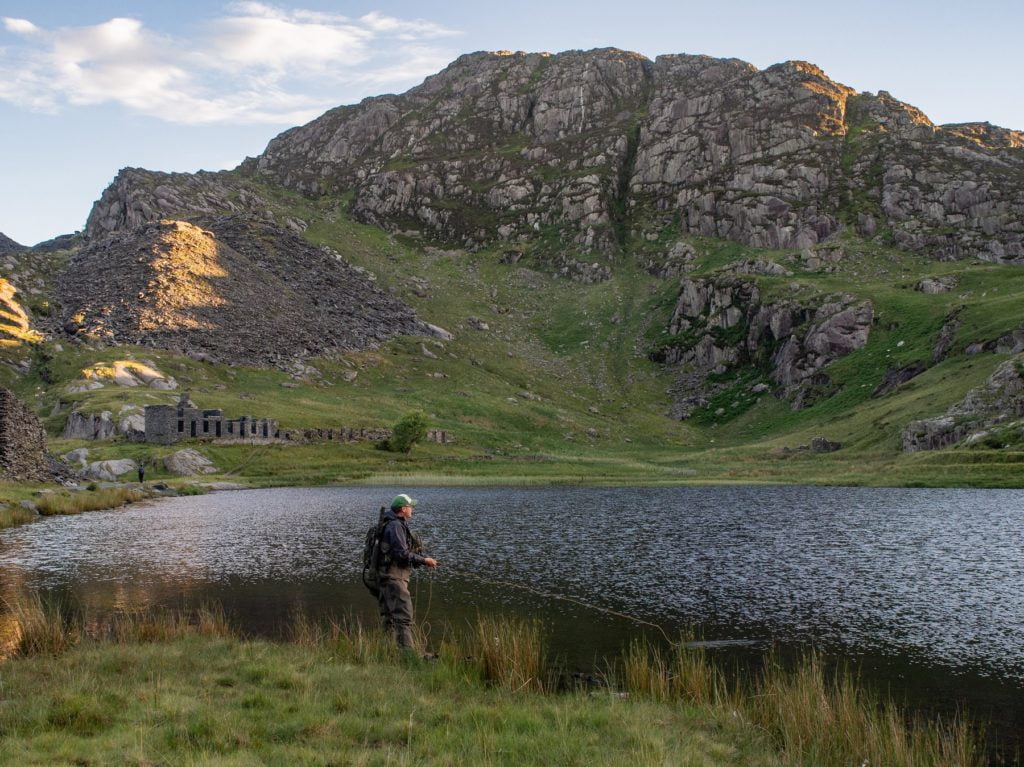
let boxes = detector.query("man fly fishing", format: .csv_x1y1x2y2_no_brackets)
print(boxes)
364,493,438,650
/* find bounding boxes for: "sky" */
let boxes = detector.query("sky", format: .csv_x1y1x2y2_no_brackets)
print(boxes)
1,1,1021,246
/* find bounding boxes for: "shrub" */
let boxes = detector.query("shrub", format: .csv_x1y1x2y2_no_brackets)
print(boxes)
381,411,429,454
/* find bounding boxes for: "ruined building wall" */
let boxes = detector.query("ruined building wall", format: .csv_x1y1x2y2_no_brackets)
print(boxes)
144,405,178,445
0,388,52,481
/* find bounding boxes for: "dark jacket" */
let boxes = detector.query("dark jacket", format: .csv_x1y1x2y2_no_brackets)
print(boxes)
379,509,426,570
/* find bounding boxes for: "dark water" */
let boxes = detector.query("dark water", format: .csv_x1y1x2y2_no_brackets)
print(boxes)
2,485,1023,754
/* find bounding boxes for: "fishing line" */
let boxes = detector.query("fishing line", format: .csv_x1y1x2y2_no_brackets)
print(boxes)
423,562,672,644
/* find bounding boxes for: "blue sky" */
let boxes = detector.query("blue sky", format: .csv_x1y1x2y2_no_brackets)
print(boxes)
2,1,1021,245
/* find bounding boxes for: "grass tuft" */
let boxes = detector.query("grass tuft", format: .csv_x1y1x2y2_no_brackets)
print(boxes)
34,487,147,516
0,503,37,529
468,615,546,692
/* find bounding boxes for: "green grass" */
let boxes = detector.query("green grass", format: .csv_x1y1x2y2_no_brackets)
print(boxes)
0,601,986,767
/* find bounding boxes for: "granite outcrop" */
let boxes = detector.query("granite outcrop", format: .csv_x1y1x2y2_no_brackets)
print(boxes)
902,356,1024,451
654,272,873,417
82,49,1024,267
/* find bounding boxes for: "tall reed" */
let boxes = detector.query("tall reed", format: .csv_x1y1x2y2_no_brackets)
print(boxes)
750,652,985,767
0,503,37,530
289,611,394,665
1,595,232,659
468,615,546,692
3,593,80,656
621,637,724,705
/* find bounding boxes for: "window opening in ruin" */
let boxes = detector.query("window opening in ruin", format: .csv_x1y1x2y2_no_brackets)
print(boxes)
251,423,256,435
203,420,209,433
262,423,268,437
178,420,184,433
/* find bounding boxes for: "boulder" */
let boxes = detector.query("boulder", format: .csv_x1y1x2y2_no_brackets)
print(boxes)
82,459,138,481
916,276,958,294
62,448,89,468
872,364,928,397
659,276,873,416
424,323,454,341
163,448,217,476
118,413,146,440
809,437,842,453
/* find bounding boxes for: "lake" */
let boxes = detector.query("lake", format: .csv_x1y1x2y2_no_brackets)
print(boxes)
2,485,1023,753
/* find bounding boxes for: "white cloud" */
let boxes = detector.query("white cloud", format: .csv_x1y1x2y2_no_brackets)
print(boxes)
0,4,461,125
3,18,40,35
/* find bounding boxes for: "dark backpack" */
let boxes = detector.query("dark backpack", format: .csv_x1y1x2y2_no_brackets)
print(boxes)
361,507,388,596
361,507,427,596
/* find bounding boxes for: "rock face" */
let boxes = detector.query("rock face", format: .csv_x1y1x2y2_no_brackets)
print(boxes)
0,388,52,481
0,279,39,345
0,232,24,256
84,49,1024,264
654,275,873,416
902,356,1024,450
59,218,430,365
63,411,116,440
85,168,283,239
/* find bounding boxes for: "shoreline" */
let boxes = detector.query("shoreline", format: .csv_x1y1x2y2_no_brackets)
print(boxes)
0,604,989,766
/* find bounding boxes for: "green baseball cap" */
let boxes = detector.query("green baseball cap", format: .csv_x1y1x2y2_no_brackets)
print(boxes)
390,493,418,509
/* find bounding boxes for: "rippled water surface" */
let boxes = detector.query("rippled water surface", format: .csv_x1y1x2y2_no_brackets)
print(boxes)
2,485,1024,741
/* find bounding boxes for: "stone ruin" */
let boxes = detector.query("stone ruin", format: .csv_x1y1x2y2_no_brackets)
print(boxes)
144,392,278,445
144,392,453,446
0,388,53,481
278,426,454,445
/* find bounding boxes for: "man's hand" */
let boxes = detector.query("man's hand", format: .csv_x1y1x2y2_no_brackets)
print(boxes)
423,557,439,568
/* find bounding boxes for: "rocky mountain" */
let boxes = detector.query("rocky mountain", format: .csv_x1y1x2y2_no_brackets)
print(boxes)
56,218,437,365
5,47,1023,466
83,49,1023,266
0,233,24,256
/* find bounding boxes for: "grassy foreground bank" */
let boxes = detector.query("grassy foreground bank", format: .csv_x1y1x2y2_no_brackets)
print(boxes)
0,602,985,766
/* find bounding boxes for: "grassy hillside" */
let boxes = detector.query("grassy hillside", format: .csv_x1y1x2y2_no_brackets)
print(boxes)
4,182,1024,491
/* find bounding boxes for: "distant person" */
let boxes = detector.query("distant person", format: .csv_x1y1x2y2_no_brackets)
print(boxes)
375,493,438,650
138,462,145,484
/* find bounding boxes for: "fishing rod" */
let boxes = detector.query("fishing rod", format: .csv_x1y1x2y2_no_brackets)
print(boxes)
414,561,672,644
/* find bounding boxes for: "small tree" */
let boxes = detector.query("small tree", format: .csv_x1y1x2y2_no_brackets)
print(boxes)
384,411,429,454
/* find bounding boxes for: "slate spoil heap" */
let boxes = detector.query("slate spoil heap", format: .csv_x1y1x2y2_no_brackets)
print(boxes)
0,388,52,482
57,217,432,366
